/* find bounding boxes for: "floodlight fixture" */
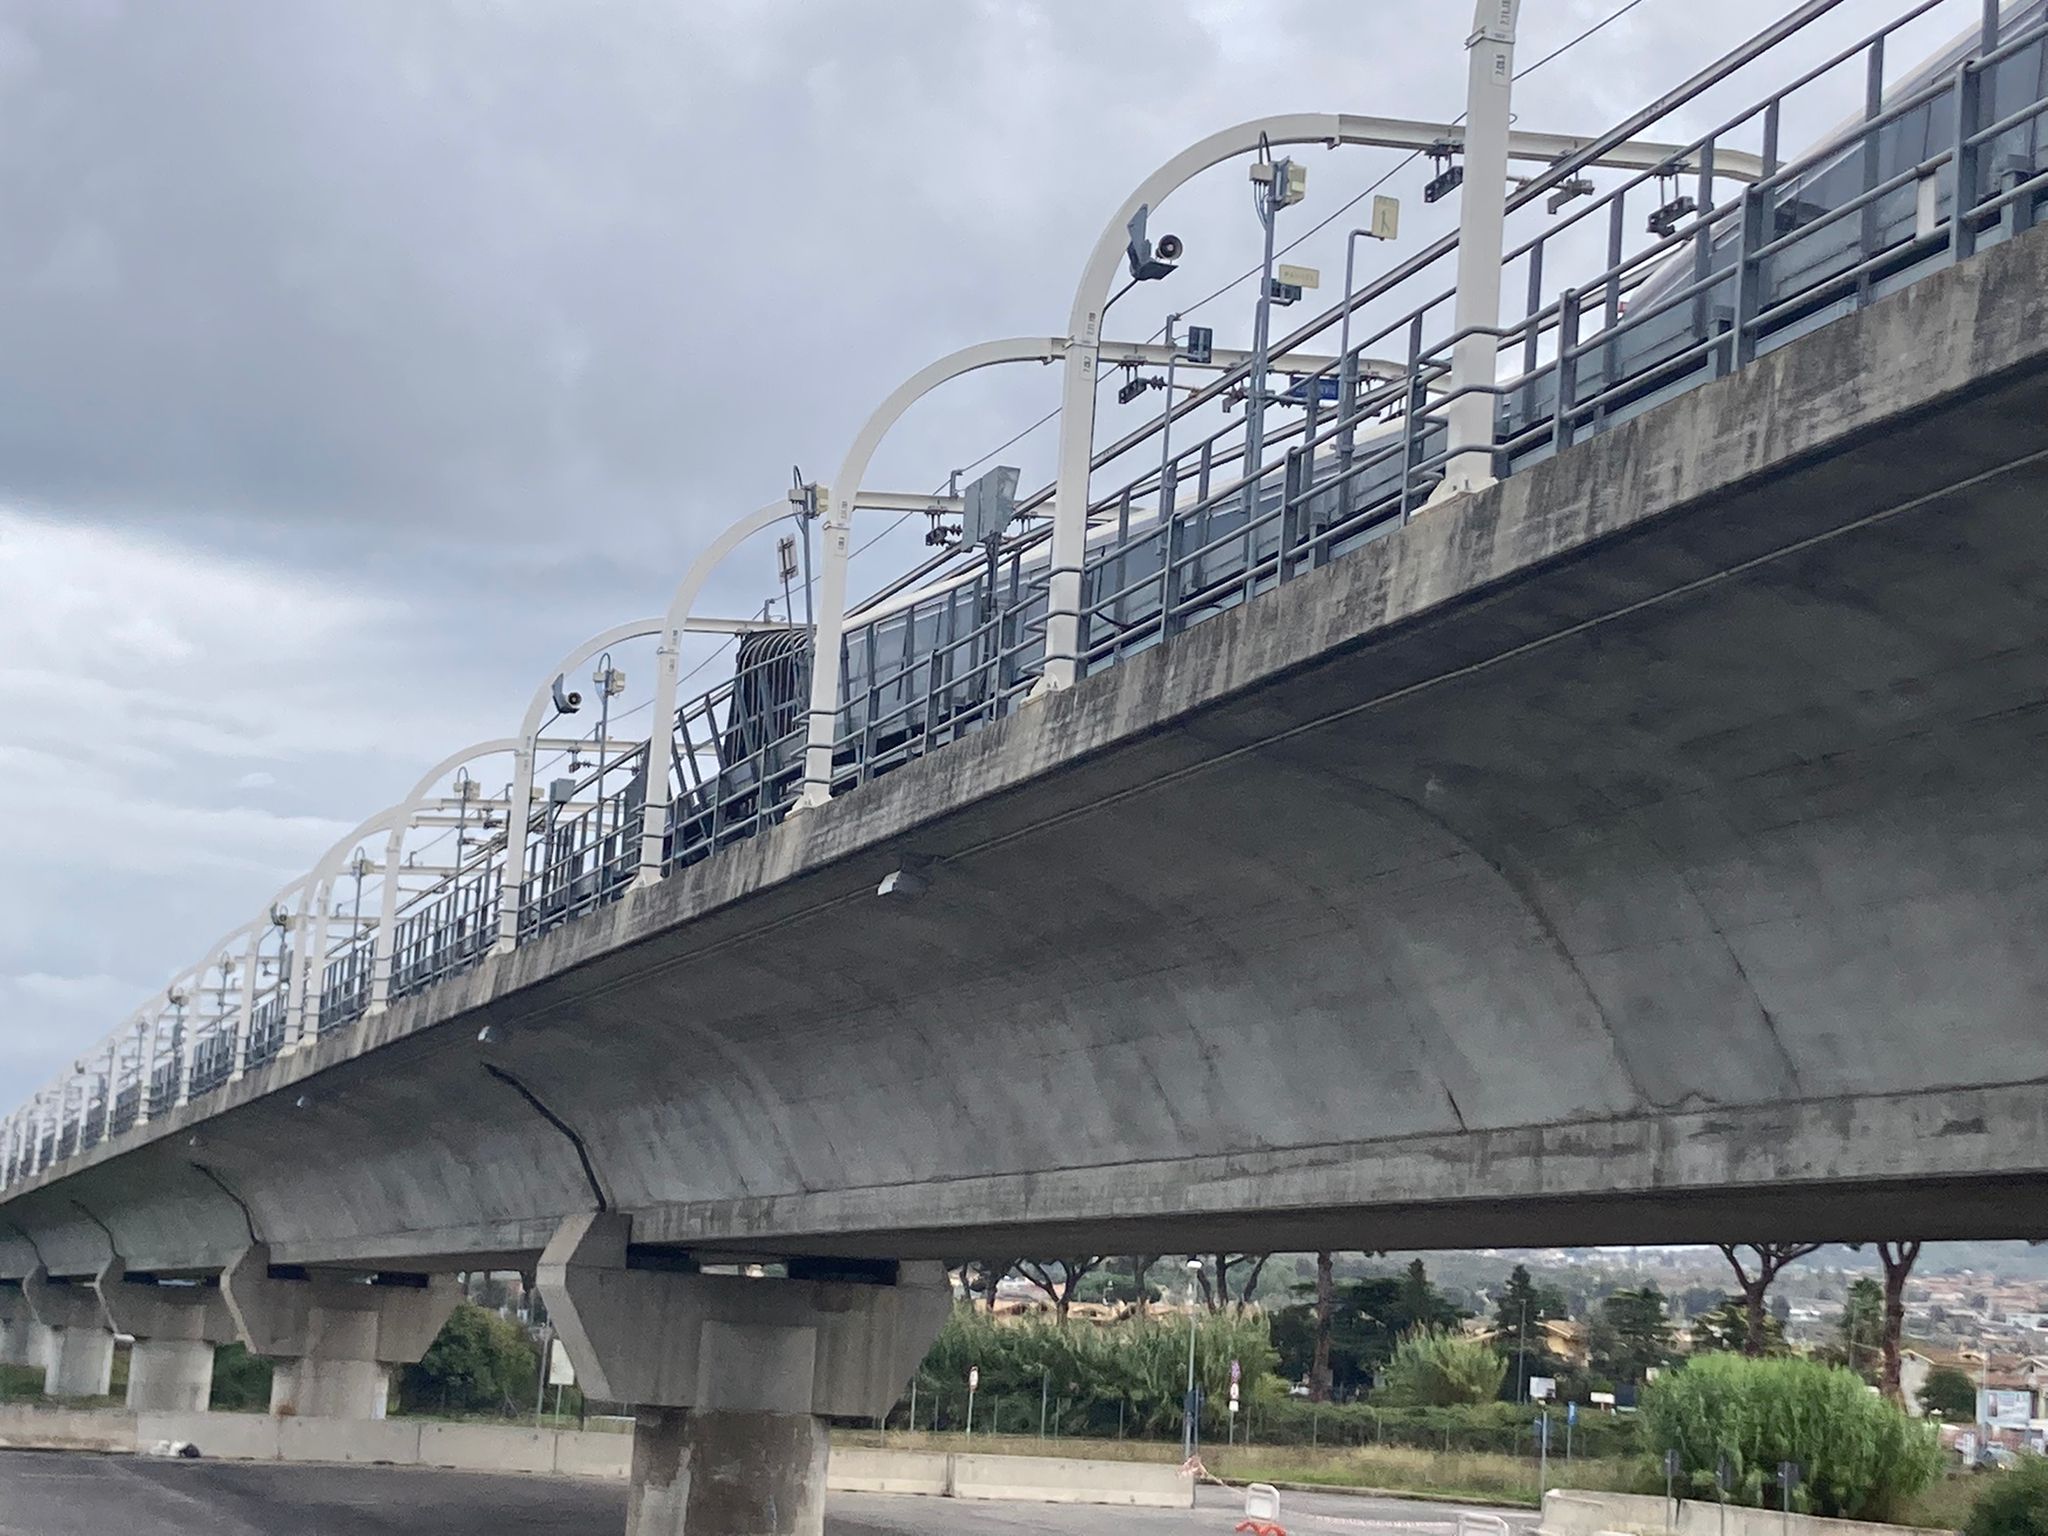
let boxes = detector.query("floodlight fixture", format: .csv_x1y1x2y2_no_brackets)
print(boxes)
1124,204,1181,282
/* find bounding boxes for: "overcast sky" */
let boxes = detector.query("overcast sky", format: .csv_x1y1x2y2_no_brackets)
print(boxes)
0,0,1984,1108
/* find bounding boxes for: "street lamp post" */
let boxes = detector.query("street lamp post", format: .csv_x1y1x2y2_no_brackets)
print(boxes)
1183,1257,1204,1460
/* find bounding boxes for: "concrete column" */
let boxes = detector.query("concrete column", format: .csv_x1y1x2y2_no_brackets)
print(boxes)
539,1213,949,1536
93,1257,237,1412
22,1267,114,1398
0,1282,52,1369
222,1244,458,1420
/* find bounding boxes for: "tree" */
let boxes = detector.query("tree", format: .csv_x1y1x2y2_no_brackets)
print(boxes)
1918,1364,1978,1420
1642,1354,1941,1520
1014,1258,1106,1323
1271,1264,1468,1400
1193,1254,1271,1312
1716,1243,1823,1358
1876,1241,1922,1406
1491,1263,1569,1400
1597,1284,1674,1385
1128,1255,1160,1315
1374,1327,1507,1407
1310,1252,1335,1403
1837,1277,1885,1382
1691,1296,1784,1356
398,1301,539,1416
971,1258,1013,1312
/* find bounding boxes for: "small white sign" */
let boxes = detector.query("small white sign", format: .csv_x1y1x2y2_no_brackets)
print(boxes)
1370,194,1401,241
1529,1376,1555,1400
547,1338,576,1388
968,1366,980,1390
1275,263,1321,290
1590,1390,1617,1407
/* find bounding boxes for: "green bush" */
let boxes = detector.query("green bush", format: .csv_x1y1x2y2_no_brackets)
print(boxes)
1641,1353,1942,1521
0,1362,42,1401
209,1342,274,1411
908,1305,1275,1439
1375,1328,1507,1407
1248,1396,1640,1456
1920,1364,1980,1421
396,1301,539,1417
1964,1456,2048,1536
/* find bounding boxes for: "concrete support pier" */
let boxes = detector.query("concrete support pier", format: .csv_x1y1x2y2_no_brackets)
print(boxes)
540,1213,948,1536
222,1244,458,1419
94,1257,238,1412
22,1266,114,1398
0,1281,51,1369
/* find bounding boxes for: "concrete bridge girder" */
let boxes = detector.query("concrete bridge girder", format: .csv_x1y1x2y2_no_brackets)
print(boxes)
5,202,2048,1282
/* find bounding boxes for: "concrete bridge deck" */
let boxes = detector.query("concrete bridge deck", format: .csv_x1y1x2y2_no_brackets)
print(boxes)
6,223,2048,1282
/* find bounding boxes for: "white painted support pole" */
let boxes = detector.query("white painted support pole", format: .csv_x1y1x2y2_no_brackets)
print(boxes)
287,884,322,1050
134,1019,153,1128
1435,0,1521,500
370,826,406,1013
98,1042,115,1142
230,926,262,1081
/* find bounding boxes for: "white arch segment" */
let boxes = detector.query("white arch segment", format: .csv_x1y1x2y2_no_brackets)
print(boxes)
798,336,1068,808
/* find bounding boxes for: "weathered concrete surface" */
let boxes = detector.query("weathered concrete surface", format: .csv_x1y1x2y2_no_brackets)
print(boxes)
1539,1490,1926,1536
540,1214,949,1413
628,1408,829,1536
24,1267,114,1398
222,1244,458,1418
7,226,2048,1276
96,1257,237,1411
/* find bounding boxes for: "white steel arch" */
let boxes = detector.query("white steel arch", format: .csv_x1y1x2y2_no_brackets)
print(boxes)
366,738,523,1013
632,500,807,885
798,336,1071,808
1041,112,1397,697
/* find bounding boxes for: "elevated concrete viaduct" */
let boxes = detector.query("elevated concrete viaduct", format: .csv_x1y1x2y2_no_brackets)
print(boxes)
5,201,2048,1532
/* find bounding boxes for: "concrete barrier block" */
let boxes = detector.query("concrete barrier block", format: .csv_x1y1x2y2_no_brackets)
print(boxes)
137,1410,280,1461
826,1446,952,1496
419,1421,555,1474
1539,1490,1934,1536
0,1405,136,1452
950,1452,1192,1508
554,1428,633,1479
277,1413,422,1465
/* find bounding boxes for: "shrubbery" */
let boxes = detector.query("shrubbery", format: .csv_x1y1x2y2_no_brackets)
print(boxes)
910,1305,1274,1438
1376,1327,1507,1407
1965,1455,2048,1536
396,1301,539,1417
1641,1353,1941,1521
209,1342,273,1411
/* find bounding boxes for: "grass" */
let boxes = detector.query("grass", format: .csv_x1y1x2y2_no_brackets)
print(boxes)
832,1427,1650,1509
835,1429,1988,1525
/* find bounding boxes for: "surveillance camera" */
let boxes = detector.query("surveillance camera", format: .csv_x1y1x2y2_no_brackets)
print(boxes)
1155,233,1184,262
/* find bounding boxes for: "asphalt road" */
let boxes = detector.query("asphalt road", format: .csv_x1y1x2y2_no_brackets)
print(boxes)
0,1449,1539,1535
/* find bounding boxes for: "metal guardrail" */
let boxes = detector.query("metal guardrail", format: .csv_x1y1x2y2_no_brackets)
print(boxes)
9,0,2046,1183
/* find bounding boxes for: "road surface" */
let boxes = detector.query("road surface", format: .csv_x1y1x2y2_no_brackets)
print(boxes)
0,1450,1538,1535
